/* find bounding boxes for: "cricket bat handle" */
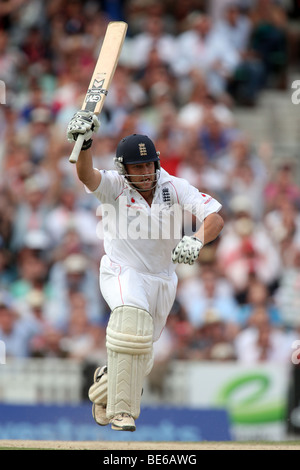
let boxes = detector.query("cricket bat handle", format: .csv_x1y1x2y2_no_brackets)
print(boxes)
69,133,86,164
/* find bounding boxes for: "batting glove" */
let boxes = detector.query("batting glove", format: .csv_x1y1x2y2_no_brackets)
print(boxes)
172,236,203,265
67,110,100,149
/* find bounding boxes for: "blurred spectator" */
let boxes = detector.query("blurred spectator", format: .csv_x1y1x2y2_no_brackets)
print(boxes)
198,109,234,161
159,298,196,361
21,288,48,321
20,106,54,165
0,106,19,161
134,46,176,122
100,66,148,137
155,135,183,178
227,160,266,220
0,185,15,248
173,12,240,98
2,144,34,195
10,175,50,251
153,315,177,365
177,263,239,328
217,134,268,216
238,278,282,327
234,305,294,363
14,288,59,357
249,0,289,89
177,70,235,131
218,134,268,181
45,185,99,248
50,226,86,263
59,294,107,361
0,28,25,91
58,0,86,36
275,244,300,329
0,290,41,357
19,82,53,126
21,25,50,67
188,309,238,360
216,195,281,295
148,298,192,396
208,0,243,22
0,245,15,289
214,2,252,53
209,341,237,361
9,244,50,300
264,162,300,212
46,253,104,328
130,14,177,71
177,143,227,194
188,266,240,327
30,325,68,358
213,2,265,105
264,195,300,262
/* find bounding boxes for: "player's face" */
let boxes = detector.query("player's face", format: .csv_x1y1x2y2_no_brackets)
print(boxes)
126,162,156,192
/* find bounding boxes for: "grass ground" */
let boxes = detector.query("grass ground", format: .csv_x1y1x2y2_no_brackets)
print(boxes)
1,440,300,450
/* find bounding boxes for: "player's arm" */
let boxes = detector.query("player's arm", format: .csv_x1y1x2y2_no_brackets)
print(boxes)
67,110,101,192
195,212,224,246
76,148,101,192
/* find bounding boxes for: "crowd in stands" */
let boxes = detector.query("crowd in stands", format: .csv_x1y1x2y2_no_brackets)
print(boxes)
0,0,300,368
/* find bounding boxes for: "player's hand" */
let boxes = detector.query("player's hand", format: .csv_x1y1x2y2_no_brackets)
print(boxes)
67,110,100,144
172,236,203,265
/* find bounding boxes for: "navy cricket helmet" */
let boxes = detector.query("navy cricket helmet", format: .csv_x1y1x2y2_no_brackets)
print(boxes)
114,134,161,177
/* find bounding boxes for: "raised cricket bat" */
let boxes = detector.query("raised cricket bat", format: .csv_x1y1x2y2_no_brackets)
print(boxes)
69,21,128,163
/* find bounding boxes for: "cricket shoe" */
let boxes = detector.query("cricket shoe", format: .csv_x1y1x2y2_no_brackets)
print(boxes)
110,413,136,432
90,366,110,426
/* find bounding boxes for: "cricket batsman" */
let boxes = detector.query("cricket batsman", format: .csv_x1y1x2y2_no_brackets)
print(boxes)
67,110,224,431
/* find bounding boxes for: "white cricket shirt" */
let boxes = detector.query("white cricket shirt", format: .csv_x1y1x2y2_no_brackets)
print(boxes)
90,168,222,276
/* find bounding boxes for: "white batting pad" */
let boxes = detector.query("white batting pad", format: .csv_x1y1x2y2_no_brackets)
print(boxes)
106,305,153,419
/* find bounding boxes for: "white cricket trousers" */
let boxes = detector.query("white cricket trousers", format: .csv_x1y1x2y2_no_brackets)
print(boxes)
99,255,178,342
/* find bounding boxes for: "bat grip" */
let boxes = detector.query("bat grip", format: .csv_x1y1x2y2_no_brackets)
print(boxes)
69,133,86,164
